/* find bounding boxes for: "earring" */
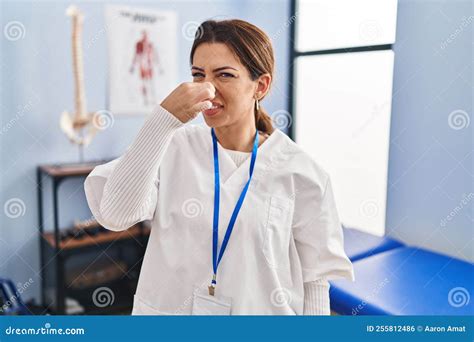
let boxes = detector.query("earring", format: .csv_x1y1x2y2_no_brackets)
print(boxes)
255,98,260,111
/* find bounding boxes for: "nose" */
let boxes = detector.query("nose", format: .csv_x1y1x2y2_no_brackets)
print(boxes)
204,75,217,86
213,87,220,99
203,77,219,97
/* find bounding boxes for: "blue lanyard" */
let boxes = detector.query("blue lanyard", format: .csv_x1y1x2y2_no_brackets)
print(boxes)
210,128,259,292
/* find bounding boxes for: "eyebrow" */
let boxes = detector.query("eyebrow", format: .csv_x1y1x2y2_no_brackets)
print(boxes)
191,66,238,72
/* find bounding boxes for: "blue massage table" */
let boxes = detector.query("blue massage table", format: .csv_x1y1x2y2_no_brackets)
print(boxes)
330,247,474,315
342,226,404,262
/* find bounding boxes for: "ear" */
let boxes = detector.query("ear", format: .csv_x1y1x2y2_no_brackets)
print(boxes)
255,73,272,99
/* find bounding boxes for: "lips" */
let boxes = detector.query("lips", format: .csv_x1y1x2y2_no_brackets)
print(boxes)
203,101,223,116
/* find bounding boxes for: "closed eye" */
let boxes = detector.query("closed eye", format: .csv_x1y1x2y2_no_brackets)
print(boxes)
191,72,235,78
219,72,235,78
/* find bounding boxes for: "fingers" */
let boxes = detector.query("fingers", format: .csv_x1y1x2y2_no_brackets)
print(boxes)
182,101,211,122
203,82,216,95
188,100,212,118
192,82,215,102
188,83,215,119
162,82,217,123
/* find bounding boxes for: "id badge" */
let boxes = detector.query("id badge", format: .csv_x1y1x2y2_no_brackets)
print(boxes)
191,286,232,315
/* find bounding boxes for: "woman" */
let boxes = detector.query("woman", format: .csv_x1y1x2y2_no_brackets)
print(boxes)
85,19,354,315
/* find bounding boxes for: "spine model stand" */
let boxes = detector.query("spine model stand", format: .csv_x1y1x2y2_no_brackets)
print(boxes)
60,5,99,161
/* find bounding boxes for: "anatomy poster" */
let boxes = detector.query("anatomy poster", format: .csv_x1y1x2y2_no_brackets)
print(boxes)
105,5,178,115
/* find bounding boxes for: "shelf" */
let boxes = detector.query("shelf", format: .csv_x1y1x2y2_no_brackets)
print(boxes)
37,159,147,315
66,278,137,315
41,224,150,251
39,159,114,178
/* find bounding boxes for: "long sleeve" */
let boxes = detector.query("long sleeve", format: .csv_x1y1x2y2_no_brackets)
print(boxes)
292,173,354,282
84,105,184,231
303,279,330,315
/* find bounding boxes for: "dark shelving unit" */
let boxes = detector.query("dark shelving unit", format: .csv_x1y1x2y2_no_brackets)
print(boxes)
37,160,150,314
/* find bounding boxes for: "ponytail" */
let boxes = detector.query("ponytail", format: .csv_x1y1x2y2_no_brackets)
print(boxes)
255,106,274,135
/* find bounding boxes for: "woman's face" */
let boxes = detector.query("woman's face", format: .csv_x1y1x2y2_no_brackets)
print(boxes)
191,42,269,128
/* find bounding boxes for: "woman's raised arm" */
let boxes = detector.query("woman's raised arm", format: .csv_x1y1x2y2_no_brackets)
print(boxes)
84,82,216,231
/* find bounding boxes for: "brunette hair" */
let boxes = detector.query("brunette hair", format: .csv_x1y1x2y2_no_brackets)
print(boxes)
190,19,275,135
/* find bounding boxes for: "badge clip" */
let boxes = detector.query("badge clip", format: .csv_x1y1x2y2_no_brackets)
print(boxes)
208,274,217,296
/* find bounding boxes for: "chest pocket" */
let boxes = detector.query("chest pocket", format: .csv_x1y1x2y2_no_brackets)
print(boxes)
262,196,294,269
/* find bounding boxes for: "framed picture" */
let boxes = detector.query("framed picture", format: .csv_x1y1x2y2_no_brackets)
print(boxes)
105,5,178,115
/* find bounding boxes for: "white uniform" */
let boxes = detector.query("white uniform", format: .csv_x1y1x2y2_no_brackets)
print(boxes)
84,106,354,315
